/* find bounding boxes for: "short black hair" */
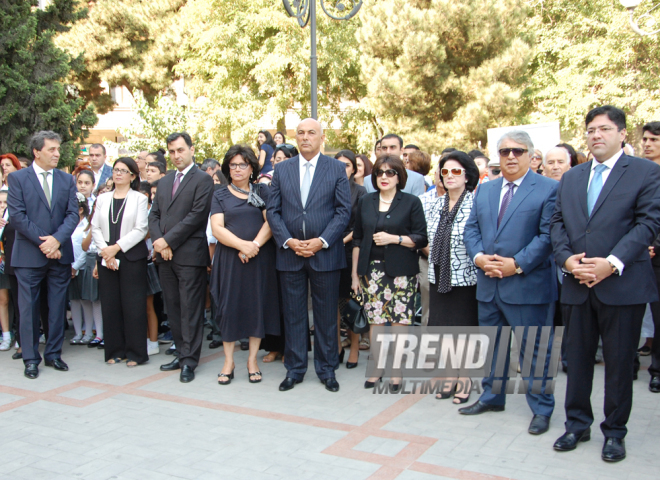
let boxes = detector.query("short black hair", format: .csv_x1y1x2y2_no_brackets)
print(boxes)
166,132,193,148
214,170,228,185
374,138,382,150
139,181,152,202
221,145,260,184
150,179,159,189
201,158,220,172
556,143,579,168
89,143,106,155
438,151,480,192
403,144,419,150
147,151,167,166
113,157,141,191
585,105,626,131
335,150,357,177
467,149,484,159
273,144,298,159
371,155,408,191
441,147,458,155
29,131,62,159
643,121,660,137
381,133,404,148
148,161,166,174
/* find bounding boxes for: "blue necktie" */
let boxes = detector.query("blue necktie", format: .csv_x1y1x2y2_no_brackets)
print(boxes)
587,163,607,216
301,162,311,206
497,182,515,228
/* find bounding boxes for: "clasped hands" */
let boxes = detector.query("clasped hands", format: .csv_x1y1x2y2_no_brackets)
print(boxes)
475,254,517,278
39,235,61,260
564,252,613,288
100,244,121,271
153,238,173,261
287,238,323,258
238,240,260,264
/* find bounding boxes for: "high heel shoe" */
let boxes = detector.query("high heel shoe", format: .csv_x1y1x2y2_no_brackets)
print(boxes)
346,360,358,369
218,369,235,385
248,370,262,383
453,379,472,404
338,348,345,364
364,377,382,389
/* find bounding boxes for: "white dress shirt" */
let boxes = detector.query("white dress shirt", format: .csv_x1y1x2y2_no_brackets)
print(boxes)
93,168,102,188
175,161,195,180
32,162,54,195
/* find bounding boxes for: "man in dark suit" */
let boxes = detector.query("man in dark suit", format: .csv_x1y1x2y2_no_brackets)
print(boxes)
463,130,558,435
7,131,79,379
149,132,214,383
551,106,660,462
88,144,113,193
267,118,351,392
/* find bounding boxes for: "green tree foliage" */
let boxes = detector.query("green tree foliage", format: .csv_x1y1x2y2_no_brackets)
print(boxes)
56,0,186,114
0,0,97,167
357,0,534,153
527,0,660,148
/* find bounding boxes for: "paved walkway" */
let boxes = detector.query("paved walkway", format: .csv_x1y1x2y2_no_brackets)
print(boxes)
0,334,657,480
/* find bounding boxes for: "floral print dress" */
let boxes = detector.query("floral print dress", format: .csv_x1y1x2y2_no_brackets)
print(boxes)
360,260,417,325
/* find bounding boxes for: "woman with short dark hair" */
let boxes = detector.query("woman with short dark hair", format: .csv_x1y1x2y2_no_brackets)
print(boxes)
352,155,427,390
92,158,149,366
211,145,280,385
423,151,480,403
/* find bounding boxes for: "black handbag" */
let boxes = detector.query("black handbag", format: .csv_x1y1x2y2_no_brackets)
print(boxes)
344,292,370,334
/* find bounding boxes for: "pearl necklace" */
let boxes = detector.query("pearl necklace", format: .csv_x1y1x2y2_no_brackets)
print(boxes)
379,194,394,204
111,195,128,224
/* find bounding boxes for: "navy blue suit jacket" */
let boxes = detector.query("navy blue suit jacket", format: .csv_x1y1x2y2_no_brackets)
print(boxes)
551,155,660,305
267,154,351,272
96,164,112,192
464,170,558,305
7,167,79,267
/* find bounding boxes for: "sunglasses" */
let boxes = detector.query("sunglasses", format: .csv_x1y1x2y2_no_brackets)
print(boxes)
441,167,465,177
499,148,528,157
376,169,398,178
490,168,501,175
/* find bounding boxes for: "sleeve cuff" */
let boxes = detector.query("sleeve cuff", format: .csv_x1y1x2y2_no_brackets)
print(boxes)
607,255,624,275
283,238,292,249
319,237,329,249
473,252,484,263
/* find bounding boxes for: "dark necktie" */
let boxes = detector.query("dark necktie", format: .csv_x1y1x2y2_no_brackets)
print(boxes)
497,182,515,228
172,172,183,197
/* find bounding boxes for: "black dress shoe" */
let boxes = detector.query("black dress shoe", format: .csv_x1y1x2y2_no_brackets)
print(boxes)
650,376,660,393
602,437,625,462
458,401,504,415
279,377,302,391
321,377,340,392
240,340,249,351
528,415,550,435
553,429,591,451
24,364,38,379
206,332,213,341
346,361,358,369
160,358,181,371
209,340,222,349
364,377,382,389
338,348,345,364
180,365,195,383
12,351,22,360
45,358,69,371
165,346,176,356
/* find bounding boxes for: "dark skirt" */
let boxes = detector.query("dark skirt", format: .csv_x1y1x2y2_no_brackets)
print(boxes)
146,261,162,296
0,272,10,290
359,259,417,325
338,244,353,301
80,251,99,301
68,273,83,301
428,269,478,327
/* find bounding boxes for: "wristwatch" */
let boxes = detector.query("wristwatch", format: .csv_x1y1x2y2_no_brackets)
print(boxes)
608,261,619,275
514,259,523,275
398,236,403,245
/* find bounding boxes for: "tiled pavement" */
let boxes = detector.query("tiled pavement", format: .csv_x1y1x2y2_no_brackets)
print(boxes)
0,334,658,480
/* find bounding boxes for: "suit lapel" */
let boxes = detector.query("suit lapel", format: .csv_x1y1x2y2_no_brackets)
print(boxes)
589,155,629,220
304,155,328,207
290,157,303,208
28,168,51,211
496,170,535,235
168,166,196,209
387,190,405,216
488,177,503,233
577,162,591,220
51,170,60,210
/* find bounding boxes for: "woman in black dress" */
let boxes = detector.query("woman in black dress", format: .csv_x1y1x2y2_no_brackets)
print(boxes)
210,145,280,385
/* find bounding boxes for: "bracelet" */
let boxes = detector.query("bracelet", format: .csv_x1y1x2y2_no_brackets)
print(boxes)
252,240,261,247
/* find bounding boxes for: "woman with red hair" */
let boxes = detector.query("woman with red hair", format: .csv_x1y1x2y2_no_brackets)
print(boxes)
0,154,21,188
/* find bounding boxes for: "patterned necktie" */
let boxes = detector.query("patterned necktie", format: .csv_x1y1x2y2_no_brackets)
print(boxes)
301,162,312,206
497,182,515,228
41,171,51,207
587,163,607,216
172,172,183,197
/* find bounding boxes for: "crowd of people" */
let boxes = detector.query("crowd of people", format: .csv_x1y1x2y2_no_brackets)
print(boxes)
1,104,660,463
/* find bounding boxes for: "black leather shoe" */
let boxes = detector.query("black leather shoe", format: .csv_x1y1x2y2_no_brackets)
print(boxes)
180,365,195,383
209,340,222,349
165,346,176,356
12,351,22,360
240,341,249,351
24,364,39,379
321,377,339,392
649,376,660,393
602,437,625,462
160,358,181,371
528,415,550,435
458,401,504,415
346,361,358,369
45,358,69,371
553,429,591,451
364,377,382,389
279,377,302,391
206,332,213,341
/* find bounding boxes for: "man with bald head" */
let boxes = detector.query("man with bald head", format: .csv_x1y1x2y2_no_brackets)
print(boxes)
544,147,572,182
267,118,351,393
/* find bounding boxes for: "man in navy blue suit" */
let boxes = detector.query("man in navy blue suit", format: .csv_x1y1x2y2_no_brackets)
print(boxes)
551,106,660,462
88,143,113,193
267,118,351,392
7,131,79,379
463,130,558,435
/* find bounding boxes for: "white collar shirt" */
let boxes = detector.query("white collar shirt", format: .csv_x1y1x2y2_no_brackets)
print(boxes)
299,152,321,190
588,150,623,189
499,169,530,209
32,162,54,194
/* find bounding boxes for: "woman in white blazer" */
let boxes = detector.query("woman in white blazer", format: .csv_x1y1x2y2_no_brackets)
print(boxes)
92,157,149,367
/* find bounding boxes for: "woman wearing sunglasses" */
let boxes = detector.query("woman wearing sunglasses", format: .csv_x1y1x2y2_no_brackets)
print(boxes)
351,155,428,391
423,151,480,404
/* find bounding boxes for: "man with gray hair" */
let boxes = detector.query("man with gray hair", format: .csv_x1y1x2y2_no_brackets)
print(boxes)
462,130,559,435
200,158,221,177
544,147,572,182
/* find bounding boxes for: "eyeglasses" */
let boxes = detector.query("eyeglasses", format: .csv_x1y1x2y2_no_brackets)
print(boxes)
441,167,466,177
376,169,398,178
112,168,131,175
498,148,528,158
586,126,618,137
228,163,249,170
530,155,542,160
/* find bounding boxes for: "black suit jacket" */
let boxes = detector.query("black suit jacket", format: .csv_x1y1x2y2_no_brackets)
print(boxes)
148,165,214,267
353,191,428,277
551,154,660,305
